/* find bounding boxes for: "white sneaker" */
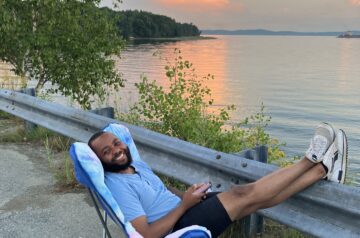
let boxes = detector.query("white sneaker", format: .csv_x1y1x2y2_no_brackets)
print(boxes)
321,141,338,179
328,129,348,184
305,122,336,163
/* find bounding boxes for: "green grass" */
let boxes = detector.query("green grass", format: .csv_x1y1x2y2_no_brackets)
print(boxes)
43,132,77,188
263,219,310,238
0,110,13,119
0,126,55,143
218,218,310,238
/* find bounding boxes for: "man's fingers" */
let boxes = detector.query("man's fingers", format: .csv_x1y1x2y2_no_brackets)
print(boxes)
189,184,197,191
194,183,205,189
187,183,205,193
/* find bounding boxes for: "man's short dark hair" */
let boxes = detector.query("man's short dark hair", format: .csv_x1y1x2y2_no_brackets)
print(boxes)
88,131,106,150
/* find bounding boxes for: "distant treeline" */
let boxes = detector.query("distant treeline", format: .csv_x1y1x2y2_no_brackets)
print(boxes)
101,8,201,39
202,29,360,36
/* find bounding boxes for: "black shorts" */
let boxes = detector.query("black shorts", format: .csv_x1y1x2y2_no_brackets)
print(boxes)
172,192,232,238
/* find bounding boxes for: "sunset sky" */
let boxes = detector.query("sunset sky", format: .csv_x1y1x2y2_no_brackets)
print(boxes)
101,0,360,32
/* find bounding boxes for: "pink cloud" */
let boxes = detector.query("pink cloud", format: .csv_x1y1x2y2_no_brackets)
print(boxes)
349,0,360,6
155,0,242,12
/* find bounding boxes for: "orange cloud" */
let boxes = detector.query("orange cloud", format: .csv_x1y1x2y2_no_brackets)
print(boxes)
157,0,229,7
349,0,360,6
155,0,242,11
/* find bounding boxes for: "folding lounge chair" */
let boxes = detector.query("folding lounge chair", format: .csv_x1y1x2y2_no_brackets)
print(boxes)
69,123,211,238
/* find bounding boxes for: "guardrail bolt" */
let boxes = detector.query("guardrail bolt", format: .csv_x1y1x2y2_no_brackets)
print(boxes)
216,154,221,160
241,162,248,167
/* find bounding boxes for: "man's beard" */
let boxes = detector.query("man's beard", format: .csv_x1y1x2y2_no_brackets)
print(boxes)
101,149,133,172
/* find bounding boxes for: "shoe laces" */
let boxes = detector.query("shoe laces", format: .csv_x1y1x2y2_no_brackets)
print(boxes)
309,135,327,158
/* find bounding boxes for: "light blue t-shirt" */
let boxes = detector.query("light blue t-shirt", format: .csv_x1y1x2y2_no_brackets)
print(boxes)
105,160,181,223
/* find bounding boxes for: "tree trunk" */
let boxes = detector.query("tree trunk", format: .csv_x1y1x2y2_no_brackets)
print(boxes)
35,69,46,94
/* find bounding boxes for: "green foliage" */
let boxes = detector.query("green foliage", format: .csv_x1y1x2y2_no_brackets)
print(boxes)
0,0,125,109
100,9,201,39
119,49,286,162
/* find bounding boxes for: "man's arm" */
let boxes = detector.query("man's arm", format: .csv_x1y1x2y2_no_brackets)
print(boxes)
131,184,205,238
167,186,185,199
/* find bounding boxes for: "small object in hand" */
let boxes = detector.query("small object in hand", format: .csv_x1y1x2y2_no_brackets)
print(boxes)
193,183,212,195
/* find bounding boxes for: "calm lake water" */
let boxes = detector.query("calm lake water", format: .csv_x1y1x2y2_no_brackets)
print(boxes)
114,35,360,184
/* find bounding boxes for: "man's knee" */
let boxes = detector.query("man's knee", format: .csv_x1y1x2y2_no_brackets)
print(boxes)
231,182,273,212
217,183,260,221
225,183,257,208
230,183,256,201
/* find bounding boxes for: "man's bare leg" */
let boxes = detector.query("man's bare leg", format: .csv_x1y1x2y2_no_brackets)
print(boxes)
256,163,325,209
217,158,316,220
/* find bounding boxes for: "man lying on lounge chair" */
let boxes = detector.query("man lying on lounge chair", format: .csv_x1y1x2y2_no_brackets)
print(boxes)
88,122,348,238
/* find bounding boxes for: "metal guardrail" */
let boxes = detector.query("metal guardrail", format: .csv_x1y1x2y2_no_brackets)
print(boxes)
1,89,360,238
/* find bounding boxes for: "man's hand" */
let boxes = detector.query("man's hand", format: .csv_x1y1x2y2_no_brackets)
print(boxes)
180,183,206,210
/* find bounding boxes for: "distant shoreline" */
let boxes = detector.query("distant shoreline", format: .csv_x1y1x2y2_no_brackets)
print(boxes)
129,36,216,41
201,29,360,37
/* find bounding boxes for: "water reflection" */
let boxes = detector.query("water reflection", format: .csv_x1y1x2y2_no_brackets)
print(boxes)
0,62,24,90
130,38,183,46
338,39,352,91
114,38,229,112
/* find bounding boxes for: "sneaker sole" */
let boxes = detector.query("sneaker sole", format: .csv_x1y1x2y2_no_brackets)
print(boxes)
338,129,348,184
321,122,336,143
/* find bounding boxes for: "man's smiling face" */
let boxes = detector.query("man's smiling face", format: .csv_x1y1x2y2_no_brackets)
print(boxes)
90,132,132,172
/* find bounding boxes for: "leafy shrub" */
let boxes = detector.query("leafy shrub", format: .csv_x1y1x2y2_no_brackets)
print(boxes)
119,49,286,162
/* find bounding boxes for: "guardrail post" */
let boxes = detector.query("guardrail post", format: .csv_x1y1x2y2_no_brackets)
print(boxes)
235,145,267,237
19,88,37,131
89,107,115,119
